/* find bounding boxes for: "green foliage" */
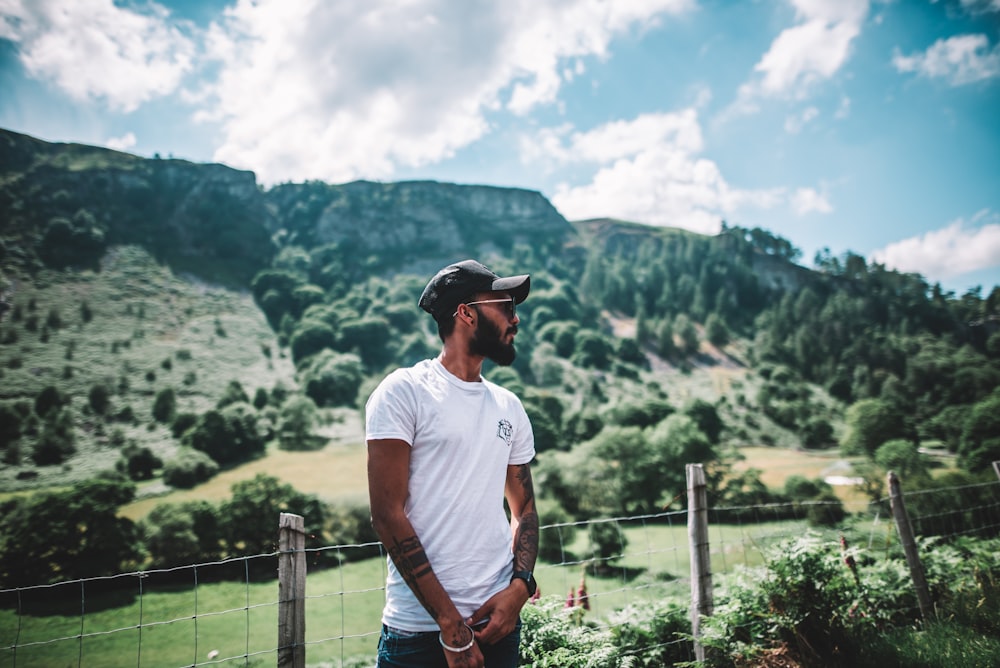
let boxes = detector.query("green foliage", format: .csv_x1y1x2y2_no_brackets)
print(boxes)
151,387,177,423
185,402,265,466
34,384,68,418
116,442,163,480
289,320,336,364
683,398,722,444
698,534,1000,668
32,406,76,465
842,398,906,456
140,500,222,568
874,439,929,480
0,402,23,448
587,521,627,574
277,395,322,450
300,350,364,407
219,473,327,560
0,474,138,587
959,390,1000,472
88,382,112,415
572,330,615,370
162,448,219,488
538,502,577,563
216,379,250,409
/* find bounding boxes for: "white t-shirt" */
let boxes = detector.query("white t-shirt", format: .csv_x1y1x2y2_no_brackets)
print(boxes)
365,357,536,631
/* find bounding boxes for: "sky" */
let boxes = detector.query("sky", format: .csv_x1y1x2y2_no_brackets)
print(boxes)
1,0,999,295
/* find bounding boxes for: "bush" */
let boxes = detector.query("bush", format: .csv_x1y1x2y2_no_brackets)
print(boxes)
185,403,265,466
162,448,220,488
152,388,177,423
34,385,68,418
301,351,364,407
32,408,75,465
116,442,163,481
88,383,112,416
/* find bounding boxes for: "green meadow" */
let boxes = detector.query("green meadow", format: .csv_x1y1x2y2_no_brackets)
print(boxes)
0,519,816,667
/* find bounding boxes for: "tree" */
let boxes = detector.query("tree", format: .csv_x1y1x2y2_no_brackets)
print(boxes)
34,385,68,418
874,439,929,480
571,330,614,370
0,474,138,587
186,403,265,466
705,313,729,346
116,442,163,480
959,391,1000,472
290,321,336,364
683,399,723,444
216,380,249,409
673,314,698,356
152,387,177,423
301,351,364,407
219,474,327,561
841,398,906,457
277,395,322,450
32,407,75,465
140,501,221,568
88,383,112,415
162,448,219,488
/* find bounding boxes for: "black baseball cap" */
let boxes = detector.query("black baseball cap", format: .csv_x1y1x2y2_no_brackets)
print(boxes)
419,260,530,321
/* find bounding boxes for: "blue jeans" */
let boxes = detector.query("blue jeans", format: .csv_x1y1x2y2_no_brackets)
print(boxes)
376,620,521,667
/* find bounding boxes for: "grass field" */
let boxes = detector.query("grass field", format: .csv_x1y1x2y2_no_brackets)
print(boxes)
0,519,820,667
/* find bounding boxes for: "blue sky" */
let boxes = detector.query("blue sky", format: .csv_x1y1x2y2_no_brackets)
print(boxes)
1,0,998,294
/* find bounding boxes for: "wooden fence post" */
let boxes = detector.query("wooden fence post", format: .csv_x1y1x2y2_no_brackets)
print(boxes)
278,513,306,668
886,471,933,621
687,463,713,662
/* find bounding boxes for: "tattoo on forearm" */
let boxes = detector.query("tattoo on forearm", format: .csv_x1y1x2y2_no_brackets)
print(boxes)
513,509,539,572
512,464,539,572
388,535,437,618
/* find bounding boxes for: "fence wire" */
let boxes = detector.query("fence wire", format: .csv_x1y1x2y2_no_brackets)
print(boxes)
1,479,998,667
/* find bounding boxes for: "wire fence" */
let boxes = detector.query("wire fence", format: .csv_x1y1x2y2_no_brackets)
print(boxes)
2,474,999,667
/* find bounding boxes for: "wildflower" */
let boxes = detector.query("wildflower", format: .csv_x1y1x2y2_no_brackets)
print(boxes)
577,576,590,611
840,534,859,585
565,587,575,608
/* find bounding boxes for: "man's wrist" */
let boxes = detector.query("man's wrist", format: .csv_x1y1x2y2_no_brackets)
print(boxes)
510,570,537,597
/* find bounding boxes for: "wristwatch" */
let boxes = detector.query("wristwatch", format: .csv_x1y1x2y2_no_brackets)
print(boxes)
511,570,537,597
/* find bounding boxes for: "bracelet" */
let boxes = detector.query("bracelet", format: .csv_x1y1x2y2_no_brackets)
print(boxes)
439,623,475,653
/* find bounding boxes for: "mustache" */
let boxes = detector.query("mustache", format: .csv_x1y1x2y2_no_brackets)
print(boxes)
506,326,518,337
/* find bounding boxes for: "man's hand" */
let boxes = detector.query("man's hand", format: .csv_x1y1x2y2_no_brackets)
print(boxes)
466,584,529,645
440,620,485,668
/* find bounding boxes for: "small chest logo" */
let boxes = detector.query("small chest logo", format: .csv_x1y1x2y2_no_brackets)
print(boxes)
496,419,513,447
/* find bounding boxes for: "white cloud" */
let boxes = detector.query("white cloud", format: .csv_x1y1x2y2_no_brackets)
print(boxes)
0,0,194,112
784,106,819,133
542,110,828,233
200,0,693,184
727,0,868,116
105,132,137,151
893,34,1000,86
790,186,832,214
870,210,1000,280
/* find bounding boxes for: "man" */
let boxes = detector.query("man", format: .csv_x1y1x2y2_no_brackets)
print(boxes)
366,259,539,668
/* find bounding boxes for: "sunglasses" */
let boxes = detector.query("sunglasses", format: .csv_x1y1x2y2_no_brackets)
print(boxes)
453,298,516,318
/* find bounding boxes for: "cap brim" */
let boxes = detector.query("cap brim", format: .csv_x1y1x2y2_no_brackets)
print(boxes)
492,274,530,304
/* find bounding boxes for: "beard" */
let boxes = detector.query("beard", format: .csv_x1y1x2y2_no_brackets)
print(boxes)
469,311,517,366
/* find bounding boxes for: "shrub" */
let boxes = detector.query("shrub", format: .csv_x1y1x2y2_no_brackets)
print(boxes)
88,383,112,415
116,443,163,481
34,385,68,418
152,388,177,423
32,408,75,465
162,449,220,488
301,351,363,407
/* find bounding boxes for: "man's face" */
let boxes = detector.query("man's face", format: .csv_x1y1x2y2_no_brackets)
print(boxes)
468,297,518,366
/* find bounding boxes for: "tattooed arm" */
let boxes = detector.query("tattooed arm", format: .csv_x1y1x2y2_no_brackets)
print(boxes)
467,462,539,645
367,438,483,667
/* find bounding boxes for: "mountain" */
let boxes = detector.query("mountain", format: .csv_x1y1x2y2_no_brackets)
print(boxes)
1,128,998,501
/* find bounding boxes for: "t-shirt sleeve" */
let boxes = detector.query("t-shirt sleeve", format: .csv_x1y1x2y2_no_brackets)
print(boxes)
365,371,416,445
509,399,535,465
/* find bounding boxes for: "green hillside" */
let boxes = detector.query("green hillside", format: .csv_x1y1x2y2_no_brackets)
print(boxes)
1,127,998,588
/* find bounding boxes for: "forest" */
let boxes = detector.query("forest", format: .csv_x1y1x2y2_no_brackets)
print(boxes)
1,130,999,665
